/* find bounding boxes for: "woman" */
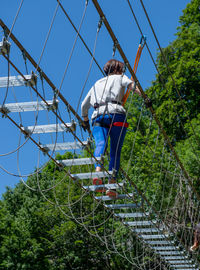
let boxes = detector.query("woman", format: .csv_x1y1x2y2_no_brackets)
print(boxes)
81,59,141,198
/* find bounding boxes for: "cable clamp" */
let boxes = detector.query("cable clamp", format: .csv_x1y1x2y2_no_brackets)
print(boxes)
140,35,147,48
22,50,27,63
47,98,59,112
53,88,59,98
112,40,118,57
0,106,10,117
3,28,8,39
0,37,11,55
24,71,37,87
97,16,104,32
20,125,30,138
39,142,49,155
68,119,76,133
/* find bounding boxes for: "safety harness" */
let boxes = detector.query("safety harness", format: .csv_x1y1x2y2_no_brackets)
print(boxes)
93,100,129,128
93,100,122,109
93,121,129,128
92,36,146,128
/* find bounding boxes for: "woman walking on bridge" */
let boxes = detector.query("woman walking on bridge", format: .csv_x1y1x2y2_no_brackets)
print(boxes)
81,59,141,198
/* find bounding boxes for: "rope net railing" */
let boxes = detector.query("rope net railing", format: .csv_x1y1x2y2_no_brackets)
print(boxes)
0,0,199,269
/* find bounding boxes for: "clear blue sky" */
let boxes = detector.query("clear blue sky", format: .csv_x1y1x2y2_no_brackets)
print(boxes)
0,0,191,197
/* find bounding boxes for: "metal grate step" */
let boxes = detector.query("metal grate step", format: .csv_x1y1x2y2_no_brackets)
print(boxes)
164,256,189,260
158,251,184,256
173,266,199,270
165,260,193,264
22,121,76,135
146,240,173,245
171,265,197,269
83,182,124,191
57,157,101,166
0,74,37,87
105,203,138,209
140,234,169,239
173,268,199,270
134,228,161,233
152,246,178,251
0,100,58,113
95,193,134,201
114,212,149,218
41,141,89,152
72,170,112,181
124,220,156,226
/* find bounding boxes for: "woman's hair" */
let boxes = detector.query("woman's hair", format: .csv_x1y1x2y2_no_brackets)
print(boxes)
103,59,124,76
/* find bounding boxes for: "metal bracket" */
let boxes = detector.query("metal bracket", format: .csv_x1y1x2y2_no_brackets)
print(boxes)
97,16,104,33
24,71,37,87
47,99,59,112
112,40,118,57
0,37,11,55
20,125,30,138
0,106,10,117
69,120,76,132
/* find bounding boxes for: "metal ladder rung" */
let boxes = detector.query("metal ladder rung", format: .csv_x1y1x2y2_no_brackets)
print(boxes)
0,100,58,113
170,268,197,270
72,170,112,180
0,74,37,87
167,260,193,264
171,266,197,269
124,220,156,226
105,203,138,209
41,141,89,152
146,240,173,245
95,193,134,201
22,122,76,134
140,234,169,239
114,212,149,218
58,157,101,166
134,228,161,233
152,246,178,251
158,251,183,255
164,256,189,260
83,182,123,191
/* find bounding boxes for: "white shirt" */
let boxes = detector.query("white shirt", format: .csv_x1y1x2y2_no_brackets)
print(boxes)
81,74,133,119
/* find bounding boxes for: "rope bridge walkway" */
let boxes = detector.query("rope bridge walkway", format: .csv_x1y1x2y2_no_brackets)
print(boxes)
0,0,200,269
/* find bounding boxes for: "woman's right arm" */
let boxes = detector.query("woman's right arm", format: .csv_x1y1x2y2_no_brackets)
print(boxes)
128,82,141,96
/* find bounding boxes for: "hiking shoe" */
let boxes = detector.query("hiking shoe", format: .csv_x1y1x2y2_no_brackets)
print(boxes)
106,189,118,199
93,178,106,193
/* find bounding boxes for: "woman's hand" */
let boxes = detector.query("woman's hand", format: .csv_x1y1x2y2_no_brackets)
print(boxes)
82,116,90,131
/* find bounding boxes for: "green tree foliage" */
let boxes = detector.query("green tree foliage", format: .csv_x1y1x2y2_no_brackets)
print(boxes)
147,0,200,140
1,0,200,268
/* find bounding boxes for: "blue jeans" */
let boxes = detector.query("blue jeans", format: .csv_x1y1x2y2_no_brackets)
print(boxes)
92,114,127,176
